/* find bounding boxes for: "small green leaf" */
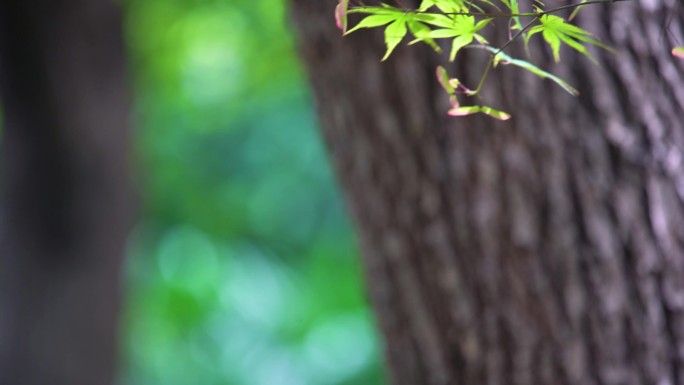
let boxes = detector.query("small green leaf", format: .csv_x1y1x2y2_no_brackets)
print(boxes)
448,105,480,116
436,66,455,94
382,17,408,61
448,105,511,120
473,18,492,32
480,106,511,120
473,33,488,45
526,15,611,64
407,21,442,52
542,29,562,62
673,47,684,59
414,13,455,29
345,14,399,35
449,95,459,107
431,0,468,13
451,15,476,33
450,34,473,61
426,29,462,38
348,5,402,14
418,0,436,11
414,15,487,61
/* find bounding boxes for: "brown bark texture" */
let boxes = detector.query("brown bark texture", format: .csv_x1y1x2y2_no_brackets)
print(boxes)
0,1,132,385
291,0,684,384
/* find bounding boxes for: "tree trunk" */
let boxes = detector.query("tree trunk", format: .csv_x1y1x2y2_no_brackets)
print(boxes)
0,1,132,384
291,1,684,384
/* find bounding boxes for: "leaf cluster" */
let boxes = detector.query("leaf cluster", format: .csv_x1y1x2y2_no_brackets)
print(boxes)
336,0,623,119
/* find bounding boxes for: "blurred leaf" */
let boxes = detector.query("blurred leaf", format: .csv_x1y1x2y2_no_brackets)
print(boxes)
673,46,684,59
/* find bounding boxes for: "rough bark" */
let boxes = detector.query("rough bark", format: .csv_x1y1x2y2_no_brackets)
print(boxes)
291,1,684,384
0,1,132,384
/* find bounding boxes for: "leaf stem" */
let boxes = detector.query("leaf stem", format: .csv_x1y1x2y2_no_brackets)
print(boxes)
474,17,538,94
356,0,631,19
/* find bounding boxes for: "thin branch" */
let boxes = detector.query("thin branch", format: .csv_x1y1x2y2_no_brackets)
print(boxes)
351,0,632,18
474,17,538,94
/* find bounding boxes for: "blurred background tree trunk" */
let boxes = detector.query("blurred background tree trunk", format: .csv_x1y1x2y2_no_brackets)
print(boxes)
0,1,132,385
292,1,684,384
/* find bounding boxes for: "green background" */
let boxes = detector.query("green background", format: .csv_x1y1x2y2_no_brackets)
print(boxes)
120,0,386,384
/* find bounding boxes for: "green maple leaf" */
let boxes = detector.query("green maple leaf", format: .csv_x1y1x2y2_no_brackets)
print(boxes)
526,15,611,63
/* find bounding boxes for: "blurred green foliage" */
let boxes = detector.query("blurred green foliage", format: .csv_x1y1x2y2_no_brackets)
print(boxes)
120,0,386,384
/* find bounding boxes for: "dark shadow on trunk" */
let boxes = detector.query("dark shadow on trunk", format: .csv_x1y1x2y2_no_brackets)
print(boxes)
0,1,132,384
